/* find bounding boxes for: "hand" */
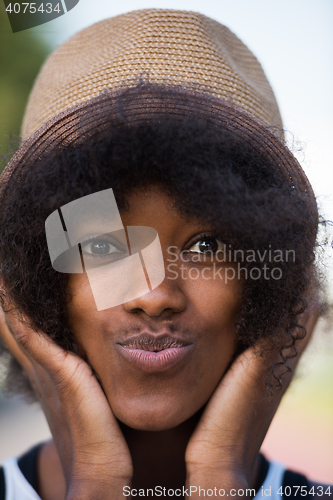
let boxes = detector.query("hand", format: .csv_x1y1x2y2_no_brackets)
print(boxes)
0,306,133,500
185,301,321,496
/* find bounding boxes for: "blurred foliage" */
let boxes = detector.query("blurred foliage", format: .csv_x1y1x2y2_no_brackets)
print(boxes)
0,1,50,171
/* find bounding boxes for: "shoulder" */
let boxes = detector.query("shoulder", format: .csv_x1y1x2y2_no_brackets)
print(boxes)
0,442,43,500
307,480,333,500
0,466,5,500
259,455,332,500
282,467,332,499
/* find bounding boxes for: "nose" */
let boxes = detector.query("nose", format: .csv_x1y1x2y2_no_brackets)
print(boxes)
123,278,186,317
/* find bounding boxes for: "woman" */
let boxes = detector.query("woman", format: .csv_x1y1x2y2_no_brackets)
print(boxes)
0,9,331,500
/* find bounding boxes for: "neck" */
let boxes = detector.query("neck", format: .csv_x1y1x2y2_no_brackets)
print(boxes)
119,408,203,491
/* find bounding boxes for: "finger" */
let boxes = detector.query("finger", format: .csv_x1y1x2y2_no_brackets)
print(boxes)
243,296,322,391
197,325,304,441
0,306,34,375
3,309,84,386
199,308,320,453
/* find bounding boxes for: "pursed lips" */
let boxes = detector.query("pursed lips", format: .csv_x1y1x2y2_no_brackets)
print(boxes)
116,332,193,372
118,332,191,351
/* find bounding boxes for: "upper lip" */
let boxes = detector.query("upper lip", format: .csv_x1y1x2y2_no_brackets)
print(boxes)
117,332,192,351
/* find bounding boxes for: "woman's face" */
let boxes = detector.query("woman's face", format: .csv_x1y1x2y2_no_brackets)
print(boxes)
67,186,242,431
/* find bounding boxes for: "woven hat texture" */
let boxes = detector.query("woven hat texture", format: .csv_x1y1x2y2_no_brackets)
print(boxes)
0,8,317,216
22,8,283,141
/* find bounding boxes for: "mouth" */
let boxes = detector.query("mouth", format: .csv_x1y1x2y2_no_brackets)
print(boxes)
116,332,193,373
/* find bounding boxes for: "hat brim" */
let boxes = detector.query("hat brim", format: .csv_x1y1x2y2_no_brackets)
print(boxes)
0,84,317,216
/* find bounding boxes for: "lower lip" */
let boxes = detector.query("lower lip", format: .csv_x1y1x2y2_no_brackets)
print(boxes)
116,345,193,373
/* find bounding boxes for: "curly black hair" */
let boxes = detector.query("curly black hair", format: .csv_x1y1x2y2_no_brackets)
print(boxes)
0,84,328,401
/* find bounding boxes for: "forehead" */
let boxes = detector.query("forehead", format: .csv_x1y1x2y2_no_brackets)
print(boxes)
120,186,211,237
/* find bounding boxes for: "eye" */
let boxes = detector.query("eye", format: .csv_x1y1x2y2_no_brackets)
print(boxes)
187,235,225,254
81,237,125,257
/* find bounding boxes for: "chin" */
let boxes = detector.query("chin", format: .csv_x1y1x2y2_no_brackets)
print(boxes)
111,395,199,431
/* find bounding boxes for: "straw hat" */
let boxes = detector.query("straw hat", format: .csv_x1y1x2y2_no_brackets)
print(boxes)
0,8,317,208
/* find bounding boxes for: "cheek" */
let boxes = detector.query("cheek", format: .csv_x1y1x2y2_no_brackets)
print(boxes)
183,268,241,333
181,271,241,373
66,273,104,345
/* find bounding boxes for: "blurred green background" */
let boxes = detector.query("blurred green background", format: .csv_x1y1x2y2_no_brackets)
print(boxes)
0,0,50,171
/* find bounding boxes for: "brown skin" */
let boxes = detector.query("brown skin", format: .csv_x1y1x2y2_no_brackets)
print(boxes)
67,187,241,431
0,186,325,500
